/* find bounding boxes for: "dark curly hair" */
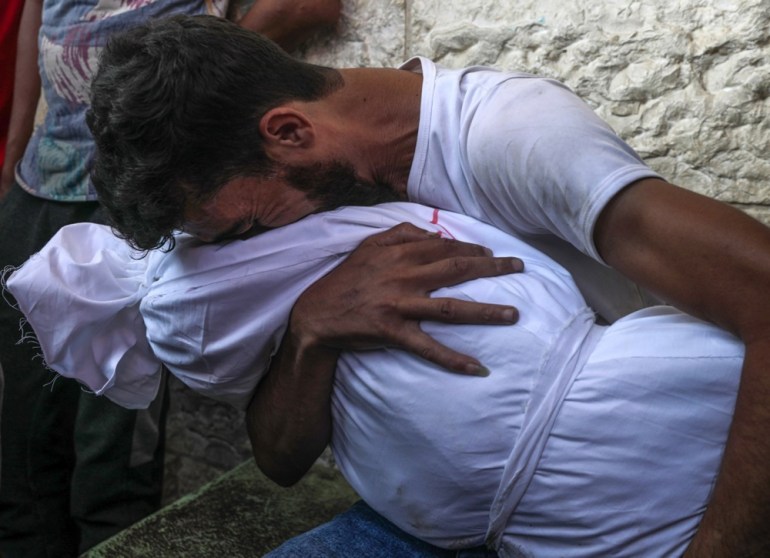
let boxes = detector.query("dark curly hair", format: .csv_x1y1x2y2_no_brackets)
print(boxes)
87,14,342,251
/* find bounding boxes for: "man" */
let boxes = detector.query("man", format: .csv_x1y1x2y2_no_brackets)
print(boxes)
0,3,339,556
87,15,770,557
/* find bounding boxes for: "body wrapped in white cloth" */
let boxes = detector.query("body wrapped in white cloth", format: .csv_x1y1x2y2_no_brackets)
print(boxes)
6,203,742,557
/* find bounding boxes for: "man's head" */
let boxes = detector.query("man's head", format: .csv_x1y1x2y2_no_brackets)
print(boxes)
88,14,349,250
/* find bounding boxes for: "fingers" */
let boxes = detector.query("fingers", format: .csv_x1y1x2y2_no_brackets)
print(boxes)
404,236,496,264
398,297,519,325
361,225,523,272
393,326,491,377
364,222,438,247
366,223,489,257
400,255,524,292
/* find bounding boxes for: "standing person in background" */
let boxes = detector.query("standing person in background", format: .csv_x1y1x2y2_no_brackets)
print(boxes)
0,2,340,556
0,0,25,497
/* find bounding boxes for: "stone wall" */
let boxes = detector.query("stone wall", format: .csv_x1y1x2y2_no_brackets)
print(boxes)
163,0,770,503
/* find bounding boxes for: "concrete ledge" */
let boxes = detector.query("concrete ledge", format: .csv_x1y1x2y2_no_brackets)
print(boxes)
83,460,359,557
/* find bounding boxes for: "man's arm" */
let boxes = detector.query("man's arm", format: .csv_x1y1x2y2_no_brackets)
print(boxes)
594,177,770,557
236,0,341,52
246,223,522,486
0,0,42,198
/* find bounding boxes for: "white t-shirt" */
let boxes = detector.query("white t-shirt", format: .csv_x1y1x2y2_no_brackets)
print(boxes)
7,203,742,557
404,58,664,321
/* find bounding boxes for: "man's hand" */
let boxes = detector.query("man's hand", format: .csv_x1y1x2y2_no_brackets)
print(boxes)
247,222,523,486
291,222,522,375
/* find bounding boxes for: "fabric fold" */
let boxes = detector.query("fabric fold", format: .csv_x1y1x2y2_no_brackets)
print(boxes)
6,223,162,408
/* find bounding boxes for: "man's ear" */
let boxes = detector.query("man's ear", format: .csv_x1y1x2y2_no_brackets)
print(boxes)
260,107,315,159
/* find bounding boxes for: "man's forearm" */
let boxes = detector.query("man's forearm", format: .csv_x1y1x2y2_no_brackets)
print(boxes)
246,323,340,487
237,0,340,52
684,338,770,557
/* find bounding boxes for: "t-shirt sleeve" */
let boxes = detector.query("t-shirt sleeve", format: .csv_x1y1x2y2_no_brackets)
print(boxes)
464,76,661,262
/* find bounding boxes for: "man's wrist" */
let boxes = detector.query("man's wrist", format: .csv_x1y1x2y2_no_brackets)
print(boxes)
285,313,341,369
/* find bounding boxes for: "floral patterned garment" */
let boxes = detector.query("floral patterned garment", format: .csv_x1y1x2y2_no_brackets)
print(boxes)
16,0,229,201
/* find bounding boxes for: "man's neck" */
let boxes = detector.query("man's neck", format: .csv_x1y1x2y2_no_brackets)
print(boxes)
327,67,423,197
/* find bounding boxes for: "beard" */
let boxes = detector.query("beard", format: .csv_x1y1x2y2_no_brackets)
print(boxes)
281,160,402,211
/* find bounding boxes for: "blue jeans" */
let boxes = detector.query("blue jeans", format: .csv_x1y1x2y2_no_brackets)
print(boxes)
264,500,498,558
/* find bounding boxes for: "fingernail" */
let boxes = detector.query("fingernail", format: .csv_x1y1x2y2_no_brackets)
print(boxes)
466,363,491,377
510,258,524,272
502,308,518,322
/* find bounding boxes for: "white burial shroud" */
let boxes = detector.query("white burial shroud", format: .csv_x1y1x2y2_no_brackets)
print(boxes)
6,202,742,557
